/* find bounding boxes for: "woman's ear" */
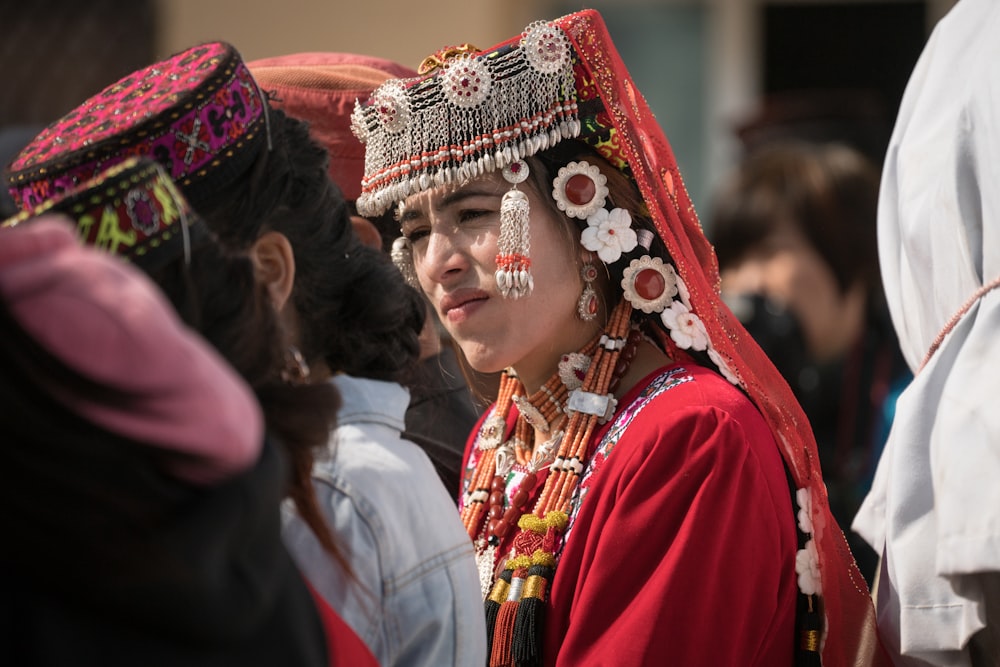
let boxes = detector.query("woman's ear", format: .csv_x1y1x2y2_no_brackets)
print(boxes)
350,215,384,251
249,231,296,312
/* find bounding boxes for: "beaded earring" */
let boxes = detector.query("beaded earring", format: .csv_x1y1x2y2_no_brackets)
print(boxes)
496,159,533,298
390,236,420,289
577,260,599,321
280,346,311,385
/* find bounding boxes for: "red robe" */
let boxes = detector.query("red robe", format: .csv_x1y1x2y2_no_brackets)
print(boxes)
463,363,798,666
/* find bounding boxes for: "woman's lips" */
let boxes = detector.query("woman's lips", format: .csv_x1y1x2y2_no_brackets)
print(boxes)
440,289,490,324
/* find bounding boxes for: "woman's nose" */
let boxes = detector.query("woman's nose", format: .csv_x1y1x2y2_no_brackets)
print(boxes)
420,228,468,285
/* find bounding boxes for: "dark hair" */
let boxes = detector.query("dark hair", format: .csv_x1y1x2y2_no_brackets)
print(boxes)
710,141,881,296
149,235,344,568
196,108,425,383
0,293,186,566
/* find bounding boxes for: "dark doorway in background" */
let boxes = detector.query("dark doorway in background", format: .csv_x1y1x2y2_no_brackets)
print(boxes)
745,2,927,164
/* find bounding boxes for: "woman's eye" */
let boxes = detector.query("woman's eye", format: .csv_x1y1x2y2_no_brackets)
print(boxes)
403,227,429,242
458,209,492,223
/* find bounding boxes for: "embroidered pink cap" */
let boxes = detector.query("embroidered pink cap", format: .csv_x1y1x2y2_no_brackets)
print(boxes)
7,42,268,212
247,52,417,202
0,216,264,484
3,157,207,272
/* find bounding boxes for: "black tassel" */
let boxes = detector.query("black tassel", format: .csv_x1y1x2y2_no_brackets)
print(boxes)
511,565,554,667
795,593,823,667
485,568,513,666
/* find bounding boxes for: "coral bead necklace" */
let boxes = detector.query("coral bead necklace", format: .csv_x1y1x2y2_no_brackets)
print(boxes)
461,299,640,665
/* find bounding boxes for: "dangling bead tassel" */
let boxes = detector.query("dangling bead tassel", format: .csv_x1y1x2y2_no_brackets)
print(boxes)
485,568,513,665
511,563,554,667
496,159,533,299
490,578,523,667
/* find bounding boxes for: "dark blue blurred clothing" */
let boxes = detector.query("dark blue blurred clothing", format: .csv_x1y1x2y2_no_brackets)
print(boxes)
726,292,910,584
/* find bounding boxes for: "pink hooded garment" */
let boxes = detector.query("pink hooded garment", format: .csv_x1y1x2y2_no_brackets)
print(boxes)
0,216,263,484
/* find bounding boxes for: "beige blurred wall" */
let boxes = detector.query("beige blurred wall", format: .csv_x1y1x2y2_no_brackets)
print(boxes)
154,0,552,69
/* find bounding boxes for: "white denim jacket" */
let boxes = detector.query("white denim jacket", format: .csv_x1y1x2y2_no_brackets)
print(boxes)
282,374,486,667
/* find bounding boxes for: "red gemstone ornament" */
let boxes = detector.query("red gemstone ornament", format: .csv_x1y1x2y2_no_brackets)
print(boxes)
620,255,678,313
565,173,596,206
551,160,608,219
634,268,665,300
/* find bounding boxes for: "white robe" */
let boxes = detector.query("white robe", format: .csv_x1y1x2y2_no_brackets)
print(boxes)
853,0,1000,664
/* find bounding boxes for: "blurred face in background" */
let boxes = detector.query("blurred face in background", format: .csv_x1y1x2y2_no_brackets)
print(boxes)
719,217,866,364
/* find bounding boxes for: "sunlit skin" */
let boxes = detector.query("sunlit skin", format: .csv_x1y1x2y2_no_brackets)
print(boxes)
719,219,865,363
400,165,674,412
399,170,602,395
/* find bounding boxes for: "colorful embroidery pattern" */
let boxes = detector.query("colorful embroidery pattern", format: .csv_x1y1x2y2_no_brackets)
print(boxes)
5,157,203,271
8,42,266,211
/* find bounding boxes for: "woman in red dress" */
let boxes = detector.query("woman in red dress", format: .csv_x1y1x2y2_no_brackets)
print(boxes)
353,9,887,666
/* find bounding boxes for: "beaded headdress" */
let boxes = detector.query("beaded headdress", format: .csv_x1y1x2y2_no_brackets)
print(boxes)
2,157,206,273
6,42,268,213
354,9,884,666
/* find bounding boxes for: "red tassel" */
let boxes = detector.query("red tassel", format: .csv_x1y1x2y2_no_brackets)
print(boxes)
490,600,520,667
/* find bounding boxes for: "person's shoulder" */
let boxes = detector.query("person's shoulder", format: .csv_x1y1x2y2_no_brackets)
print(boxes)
613,362,773,449
628,362,753,413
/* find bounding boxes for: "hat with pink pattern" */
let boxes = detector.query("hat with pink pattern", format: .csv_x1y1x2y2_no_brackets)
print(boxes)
6,41,268,212
3,157,207,272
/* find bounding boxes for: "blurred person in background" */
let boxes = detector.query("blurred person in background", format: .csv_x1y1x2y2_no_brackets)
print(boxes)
710,141,911,584
0,213,360,666
1,157,376,666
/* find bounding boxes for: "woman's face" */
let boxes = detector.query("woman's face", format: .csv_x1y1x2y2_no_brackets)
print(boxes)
399,169,600,388
719,220,863,362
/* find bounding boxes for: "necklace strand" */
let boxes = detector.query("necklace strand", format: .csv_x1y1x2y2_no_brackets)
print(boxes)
462,299,638,547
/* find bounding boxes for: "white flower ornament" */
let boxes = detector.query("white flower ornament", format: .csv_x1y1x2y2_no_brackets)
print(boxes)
795,487,814,534
581,207,638,263
660,301,709,351
795,538,822,596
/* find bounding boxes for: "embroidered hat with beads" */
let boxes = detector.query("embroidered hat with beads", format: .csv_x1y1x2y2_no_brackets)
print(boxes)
3,157,207,273
351,20,633,219
248,52,417,202
6,41,269,213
